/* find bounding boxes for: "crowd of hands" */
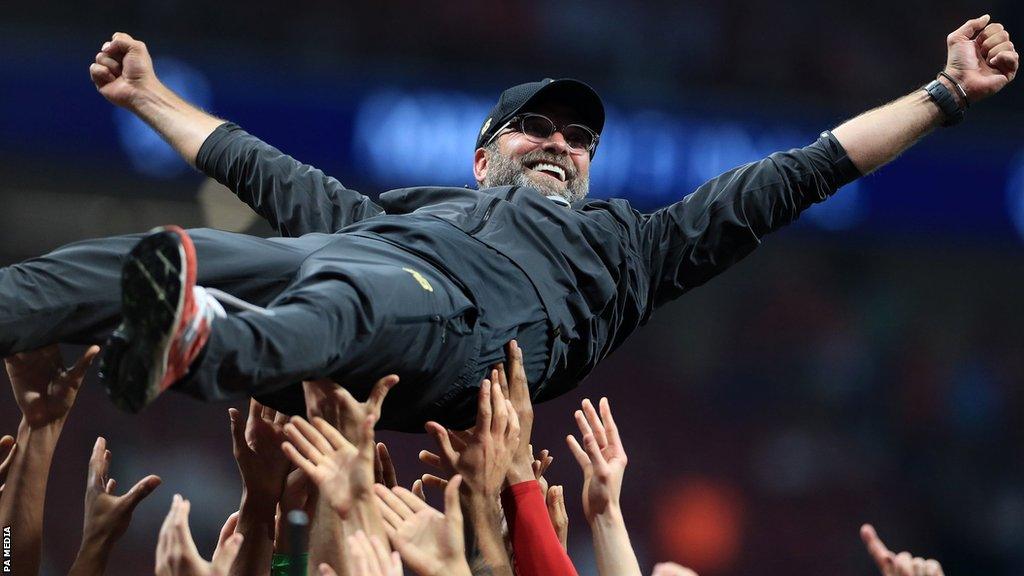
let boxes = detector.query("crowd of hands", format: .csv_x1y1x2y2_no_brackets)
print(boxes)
1,342,945,576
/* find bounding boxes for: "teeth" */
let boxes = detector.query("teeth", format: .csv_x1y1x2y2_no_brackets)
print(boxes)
532,162,566,181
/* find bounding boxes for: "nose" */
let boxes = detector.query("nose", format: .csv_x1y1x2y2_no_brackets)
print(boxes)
541,131,570,155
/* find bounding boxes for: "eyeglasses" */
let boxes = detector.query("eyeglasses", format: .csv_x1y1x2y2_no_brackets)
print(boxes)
487,113,600,156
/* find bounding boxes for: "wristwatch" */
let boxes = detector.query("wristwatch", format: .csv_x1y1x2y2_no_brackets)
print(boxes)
924,78,966,127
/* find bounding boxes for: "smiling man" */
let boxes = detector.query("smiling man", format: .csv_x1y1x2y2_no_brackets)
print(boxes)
0,16,1017,429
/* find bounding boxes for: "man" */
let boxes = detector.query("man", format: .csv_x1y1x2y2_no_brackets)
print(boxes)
0,16,1016,431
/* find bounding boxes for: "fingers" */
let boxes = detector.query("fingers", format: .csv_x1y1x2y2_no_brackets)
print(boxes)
90,62,117,87
217,511,241,550
287,417,333,457
581,398,607,448
0,436,15,480
925,559,944,576
987,40,1019,77
319,562,340,576
422,473,449,492
475,379,493,433
366,374,399,417
418,449,443,470
566,434,590,469
374,483,415,520
582,432,609,473
980,28,1009,54
94,51,121,75
490,380,508,436
412,479,426,500
210,532,244,575
507,340,528,400
391,485,429,514
88,436,109,489
952,14,991,42
228,408,247,459
444,474,465,534
123,475,162,510
67,345,101,382
425,422,459,469
861,524,895,573
574,409,594,441
376,442,398,488
311,416,349,451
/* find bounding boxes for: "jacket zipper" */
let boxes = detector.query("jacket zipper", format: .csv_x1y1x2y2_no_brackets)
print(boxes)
468,186,518,235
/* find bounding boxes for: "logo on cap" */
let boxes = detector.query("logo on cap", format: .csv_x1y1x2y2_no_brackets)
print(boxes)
480,118,492,136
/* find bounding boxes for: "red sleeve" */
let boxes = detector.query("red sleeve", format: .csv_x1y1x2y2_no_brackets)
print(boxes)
500,480,578,576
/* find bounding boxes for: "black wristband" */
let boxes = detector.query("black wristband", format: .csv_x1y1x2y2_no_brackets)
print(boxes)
924,78,965,127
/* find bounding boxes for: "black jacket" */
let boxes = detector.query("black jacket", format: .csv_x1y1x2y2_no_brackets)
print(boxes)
196,124,860,400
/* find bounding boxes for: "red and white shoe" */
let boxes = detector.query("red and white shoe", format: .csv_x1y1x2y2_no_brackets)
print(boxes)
100,226,224,413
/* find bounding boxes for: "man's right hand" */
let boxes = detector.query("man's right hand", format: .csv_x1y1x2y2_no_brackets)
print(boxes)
90,32,160,110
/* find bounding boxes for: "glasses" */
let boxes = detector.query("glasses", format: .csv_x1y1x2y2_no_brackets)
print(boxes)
488,113,599,156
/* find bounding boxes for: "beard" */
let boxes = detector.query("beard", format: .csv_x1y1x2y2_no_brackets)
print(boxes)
481,148,590,204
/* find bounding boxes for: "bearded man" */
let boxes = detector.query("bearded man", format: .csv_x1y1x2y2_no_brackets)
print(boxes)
0,17,1016,430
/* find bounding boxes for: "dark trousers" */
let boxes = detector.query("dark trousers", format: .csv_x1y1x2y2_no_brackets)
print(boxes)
0,229,490,431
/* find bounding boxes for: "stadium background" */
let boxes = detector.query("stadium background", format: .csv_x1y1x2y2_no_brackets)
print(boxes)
1,1,1022,574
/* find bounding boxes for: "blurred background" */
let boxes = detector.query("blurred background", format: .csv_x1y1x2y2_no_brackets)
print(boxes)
1,1,1023,574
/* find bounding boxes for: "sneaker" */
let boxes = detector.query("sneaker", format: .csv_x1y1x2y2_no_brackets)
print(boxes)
100,226,221,412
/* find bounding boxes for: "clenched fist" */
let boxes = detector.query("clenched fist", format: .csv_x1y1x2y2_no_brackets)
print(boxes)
944,15,1018,103
89,32,160,109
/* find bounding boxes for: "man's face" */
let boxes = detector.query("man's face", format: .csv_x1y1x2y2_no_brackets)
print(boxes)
473,102,592,203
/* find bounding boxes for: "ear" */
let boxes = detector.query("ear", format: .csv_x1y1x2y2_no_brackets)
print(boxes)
473,147,489,186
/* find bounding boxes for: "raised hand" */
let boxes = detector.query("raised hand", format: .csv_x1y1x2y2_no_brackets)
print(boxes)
375,442,399,488
303,375,398,444
229,398,291,502
651,562,699,576
80,437,162,545
494,341,537,485
156,495,244,576
90,32,159,109
211,511,240,565
545,484,569,549
0,435,14,498
566,397,627,521
5,344,99,429
944,15,1018,102
274,468,314,554
281,415,373,517
861,524,945,576
422,377,520,498
375,475,472,576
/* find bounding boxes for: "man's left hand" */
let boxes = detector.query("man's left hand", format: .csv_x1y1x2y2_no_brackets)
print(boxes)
944,15,1018,103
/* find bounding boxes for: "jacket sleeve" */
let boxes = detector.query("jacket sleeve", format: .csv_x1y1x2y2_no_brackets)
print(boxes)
194,122,384,237
500,481,578,576
640,130,861,310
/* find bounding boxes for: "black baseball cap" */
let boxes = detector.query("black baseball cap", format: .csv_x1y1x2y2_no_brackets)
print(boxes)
476,78,605,155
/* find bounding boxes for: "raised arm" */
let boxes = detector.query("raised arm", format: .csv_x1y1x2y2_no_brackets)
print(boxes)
639,15,1016,310
90,33,382,236
0,344,98,576
566,397,640,576
833,15,1016,174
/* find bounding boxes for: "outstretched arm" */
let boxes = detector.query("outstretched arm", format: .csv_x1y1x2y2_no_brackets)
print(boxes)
639,15,1016,311
90,33,382,236
833,15,1017,174
0,345,98,576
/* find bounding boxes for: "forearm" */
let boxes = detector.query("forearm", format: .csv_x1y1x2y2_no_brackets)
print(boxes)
341,498,390,550
307,496,347,576
589,508,642,576
465,494,514,576
130,81,225,167
831,75,954,175
501,481,577,576
231,493,278,576
67,540,113,576
0,419,62,576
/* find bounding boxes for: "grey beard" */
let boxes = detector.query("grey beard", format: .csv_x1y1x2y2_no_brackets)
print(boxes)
481,149,589,204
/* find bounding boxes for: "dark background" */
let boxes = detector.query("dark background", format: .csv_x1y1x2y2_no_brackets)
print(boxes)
1,2,1022,575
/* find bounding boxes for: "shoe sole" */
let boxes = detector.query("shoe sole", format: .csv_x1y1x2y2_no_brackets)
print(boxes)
100,227,192,413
